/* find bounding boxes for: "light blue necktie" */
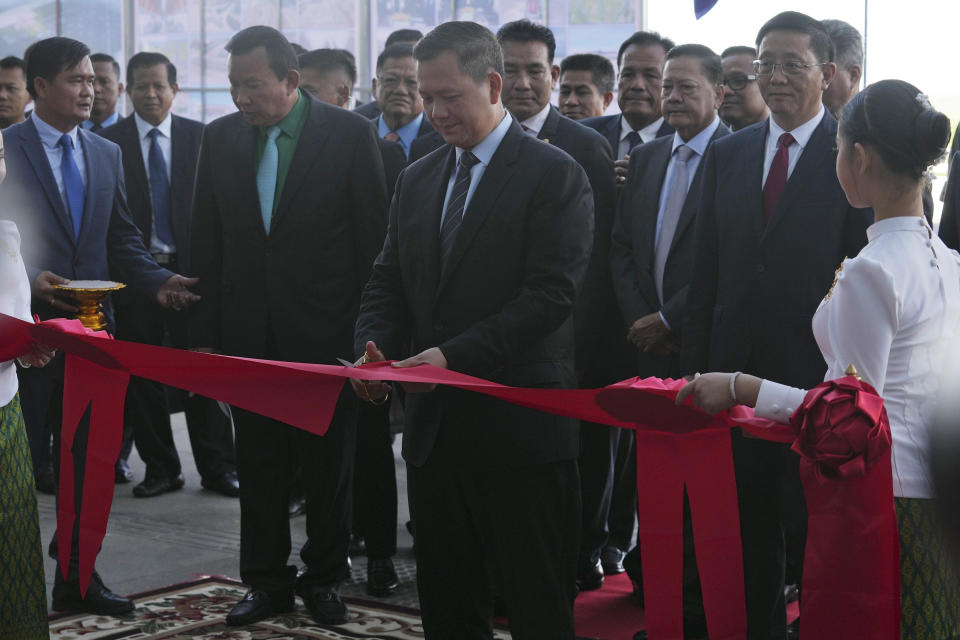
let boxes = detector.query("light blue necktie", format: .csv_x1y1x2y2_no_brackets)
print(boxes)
256,125,282,233
58,134,85,239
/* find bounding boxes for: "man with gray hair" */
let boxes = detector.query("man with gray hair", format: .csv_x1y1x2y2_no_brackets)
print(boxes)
821,19,863,118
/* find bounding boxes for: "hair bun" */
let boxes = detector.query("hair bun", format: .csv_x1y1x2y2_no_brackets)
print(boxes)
914,108,951,166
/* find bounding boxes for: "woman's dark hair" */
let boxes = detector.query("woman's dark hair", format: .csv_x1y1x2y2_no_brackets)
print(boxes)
839,79,951,180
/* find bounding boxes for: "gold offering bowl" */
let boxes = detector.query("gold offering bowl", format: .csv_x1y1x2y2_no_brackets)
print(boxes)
54,281,126,331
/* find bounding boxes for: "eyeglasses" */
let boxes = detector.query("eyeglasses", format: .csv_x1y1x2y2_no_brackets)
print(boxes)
752,60,828,76
722,74,757,91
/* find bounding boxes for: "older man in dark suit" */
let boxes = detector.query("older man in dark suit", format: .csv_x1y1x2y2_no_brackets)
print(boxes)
101,52,238,500
494,19,630,591
2,36,198,616
582,31,675,187
682,12,871,639
612,44,730,639
354,21,593,638
190,26,387,627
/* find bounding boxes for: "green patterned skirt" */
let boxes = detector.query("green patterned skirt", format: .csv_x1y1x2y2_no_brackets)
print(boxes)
897,497,960,639
0,394,48,640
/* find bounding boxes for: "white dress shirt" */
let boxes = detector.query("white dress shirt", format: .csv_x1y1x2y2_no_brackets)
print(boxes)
761,105,825,188
520,103,551,136
755,216,960,498
440,112,513,225
32,113,87,212
618,115,665,159
0,221,33,406
134,112,176,254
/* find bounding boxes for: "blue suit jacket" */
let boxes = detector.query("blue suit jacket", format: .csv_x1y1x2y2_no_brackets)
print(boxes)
580,114,674,157
0,117,171,322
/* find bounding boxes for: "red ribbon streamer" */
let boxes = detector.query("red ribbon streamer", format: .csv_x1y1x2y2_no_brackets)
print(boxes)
0,313,898,639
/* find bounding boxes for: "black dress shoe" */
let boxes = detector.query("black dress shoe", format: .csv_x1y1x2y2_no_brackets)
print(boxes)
601,545,626,575
202,471,240,497
576,559,604,591
115,458,133,484
225,589,294,626
52,572,134,615
297,584,348,625
132,472,185,498
36,465,57,495
367,557,399,597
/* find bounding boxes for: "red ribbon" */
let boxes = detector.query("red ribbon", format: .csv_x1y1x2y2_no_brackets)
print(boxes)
0,313,899,640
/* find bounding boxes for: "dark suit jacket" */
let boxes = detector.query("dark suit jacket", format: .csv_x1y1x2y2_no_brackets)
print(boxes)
611,122,731,378
354,119,594,469
100,113,204,273
378,136,406,204
409,130,445,163
0,118,171,324
681,113,871,388
939,152,960,251
190,94,388,363
580,114,674,158
533,107,631,386
354,100,381,120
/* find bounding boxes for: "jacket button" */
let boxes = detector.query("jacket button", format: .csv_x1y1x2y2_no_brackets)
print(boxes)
756,264,765,273
433,324,444,334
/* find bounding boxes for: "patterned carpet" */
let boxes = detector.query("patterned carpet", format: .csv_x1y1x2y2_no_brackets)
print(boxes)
48,577,515,639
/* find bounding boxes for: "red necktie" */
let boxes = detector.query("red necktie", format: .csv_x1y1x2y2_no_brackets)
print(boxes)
762,132,795,220
385,131,400,143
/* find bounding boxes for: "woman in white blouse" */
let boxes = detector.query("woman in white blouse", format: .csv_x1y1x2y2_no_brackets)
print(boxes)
679,80,960,639
1,129,56,640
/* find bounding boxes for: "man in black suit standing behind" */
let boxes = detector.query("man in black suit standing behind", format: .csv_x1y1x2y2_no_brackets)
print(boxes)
354,21,593,638
190,26,387,626
494,19,629,592
101,52,238,499
354,28,423,119
682,12,871,639
611,44,730,638
582,31,675,187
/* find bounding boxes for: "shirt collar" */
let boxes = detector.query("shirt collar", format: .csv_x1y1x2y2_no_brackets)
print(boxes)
520,103,552,135
266,89,307,139
32,112,79,150
866,215,930,243
768,104,825,149
671,115,720,157
620,115,665,143
82,111,120,129
455,112,512,168
378,111,424,149
134,111,172,140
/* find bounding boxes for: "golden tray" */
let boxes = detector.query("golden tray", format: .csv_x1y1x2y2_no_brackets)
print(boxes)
54,280,126,331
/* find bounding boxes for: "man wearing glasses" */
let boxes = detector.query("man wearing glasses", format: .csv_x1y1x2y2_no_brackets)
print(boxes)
719,46,768,131
366,44,435,159
682,12,871,639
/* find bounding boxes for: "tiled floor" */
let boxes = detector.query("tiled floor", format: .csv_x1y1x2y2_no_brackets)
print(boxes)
38,411,420,611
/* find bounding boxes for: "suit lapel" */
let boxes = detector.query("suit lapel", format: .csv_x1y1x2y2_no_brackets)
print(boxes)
273,98,328,231
169,116,191,212
437,122,522,295
17,121,76,245
419,146,455,299
639,140,673,264
669,124,731,253
762,116,833,240
77,129,101,246
605,116,621,156
537,107,560,144
740,124,767,242
230,117,264,238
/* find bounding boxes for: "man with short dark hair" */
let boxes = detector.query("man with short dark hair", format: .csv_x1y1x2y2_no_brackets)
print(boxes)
355,20,593,637
582,31,675,187
3,35,198,617
101,51,238,500
719,46,768,131
558,53,614,120
496,18,630,593
190,25,387,627
297,45,405,599
0,56,30,128
83,53,123,131
611,44,730,638
363,44,434,158
353,29,424,120
682,12,871,638
820,19,863,119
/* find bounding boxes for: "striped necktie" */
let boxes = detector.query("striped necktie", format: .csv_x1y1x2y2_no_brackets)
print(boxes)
439,151,480,271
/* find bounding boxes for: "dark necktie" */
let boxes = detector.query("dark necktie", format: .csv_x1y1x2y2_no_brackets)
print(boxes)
654,145,695,302
439,151,480,271
625,130,642,154
385,131,400,143
58,134,85,239
762,132,795,220
90,122,102,133
147,128,174,245
521,124,534,135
